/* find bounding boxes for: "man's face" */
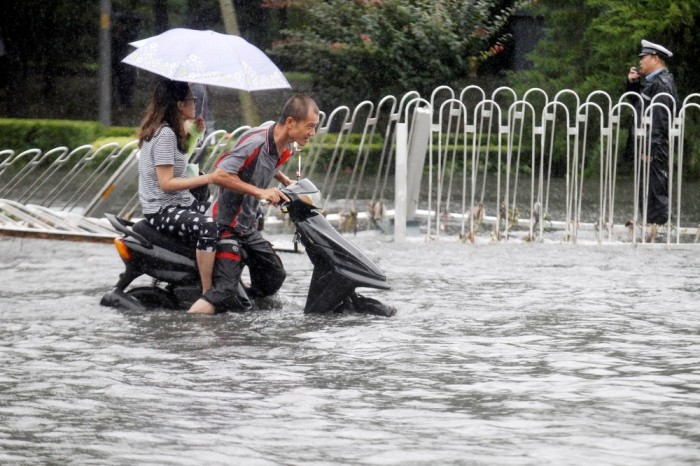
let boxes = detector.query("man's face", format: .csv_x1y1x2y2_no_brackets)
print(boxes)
638,54,660,76
287,109,319,147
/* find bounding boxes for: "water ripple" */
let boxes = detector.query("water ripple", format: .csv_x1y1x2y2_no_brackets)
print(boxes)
1,236,699,465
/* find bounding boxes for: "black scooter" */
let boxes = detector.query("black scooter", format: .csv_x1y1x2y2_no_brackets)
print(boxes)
100,179,395,317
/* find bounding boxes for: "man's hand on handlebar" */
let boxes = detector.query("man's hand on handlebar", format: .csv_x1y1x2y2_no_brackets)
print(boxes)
258,187,290,206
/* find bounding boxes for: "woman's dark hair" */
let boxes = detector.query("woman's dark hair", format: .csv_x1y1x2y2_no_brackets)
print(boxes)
138,79,191,151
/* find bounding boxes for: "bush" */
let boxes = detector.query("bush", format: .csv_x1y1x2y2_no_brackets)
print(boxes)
0,118,137,153
270,0,526,110
89,136,138,149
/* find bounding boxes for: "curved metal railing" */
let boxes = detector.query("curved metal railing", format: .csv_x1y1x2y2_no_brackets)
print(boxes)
1,86,699,245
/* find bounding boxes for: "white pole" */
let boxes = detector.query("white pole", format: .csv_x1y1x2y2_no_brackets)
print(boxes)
395,122,408,242
406,107,432,219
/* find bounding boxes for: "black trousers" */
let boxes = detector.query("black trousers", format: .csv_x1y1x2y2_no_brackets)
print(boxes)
642,159,669,225
202,228,286,312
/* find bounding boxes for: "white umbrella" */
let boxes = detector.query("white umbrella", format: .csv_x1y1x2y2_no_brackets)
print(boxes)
128,37,152,49
122,28,290,92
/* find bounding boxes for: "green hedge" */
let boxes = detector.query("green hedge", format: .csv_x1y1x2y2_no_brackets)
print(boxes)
0,118,137,153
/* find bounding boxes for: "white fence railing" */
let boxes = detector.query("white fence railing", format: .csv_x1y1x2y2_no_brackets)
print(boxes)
1,85,699,245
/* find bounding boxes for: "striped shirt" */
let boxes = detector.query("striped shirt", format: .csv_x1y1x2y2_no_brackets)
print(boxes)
138,125,194,214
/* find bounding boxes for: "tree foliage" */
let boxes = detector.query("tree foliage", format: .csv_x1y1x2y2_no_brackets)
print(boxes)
269,0,528,108
512,0,700,99
510,0,700,177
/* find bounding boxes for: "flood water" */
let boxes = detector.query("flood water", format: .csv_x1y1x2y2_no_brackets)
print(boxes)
1,234,699,465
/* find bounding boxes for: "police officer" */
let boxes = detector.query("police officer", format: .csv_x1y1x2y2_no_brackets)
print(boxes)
626,39,679,225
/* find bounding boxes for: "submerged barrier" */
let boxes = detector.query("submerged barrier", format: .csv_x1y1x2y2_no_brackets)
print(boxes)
1,85,699,246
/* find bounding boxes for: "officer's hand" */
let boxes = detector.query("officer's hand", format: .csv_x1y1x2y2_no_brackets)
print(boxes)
628,67,640,83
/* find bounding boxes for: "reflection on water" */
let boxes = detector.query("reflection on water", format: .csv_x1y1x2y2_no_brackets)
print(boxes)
1,236,699,465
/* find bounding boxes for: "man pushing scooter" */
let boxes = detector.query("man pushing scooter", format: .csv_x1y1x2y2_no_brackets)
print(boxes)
188,95,320,314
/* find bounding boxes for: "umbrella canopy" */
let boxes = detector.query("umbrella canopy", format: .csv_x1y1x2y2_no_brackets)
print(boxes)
122,28,290,92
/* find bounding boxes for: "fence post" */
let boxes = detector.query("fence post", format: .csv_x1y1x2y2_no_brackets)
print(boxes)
407,108,432,220
395,122,408,242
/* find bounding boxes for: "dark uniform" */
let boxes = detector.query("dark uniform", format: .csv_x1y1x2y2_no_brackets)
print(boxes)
202,124,293,311
626,42,679,224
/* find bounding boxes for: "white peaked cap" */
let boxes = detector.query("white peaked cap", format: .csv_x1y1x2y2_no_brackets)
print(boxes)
639,39,673,58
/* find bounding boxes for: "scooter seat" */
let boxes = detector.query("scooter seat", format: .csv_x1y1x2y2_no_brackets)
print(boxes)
132,219,196,260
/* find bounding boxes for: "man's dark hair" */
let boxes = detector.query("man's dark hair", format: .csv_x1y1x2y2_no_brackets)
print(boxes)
279,94,319,123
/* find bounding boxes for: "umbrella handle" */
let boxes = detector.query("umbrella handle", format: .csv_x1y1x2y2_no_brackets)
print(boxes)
199,89,207,120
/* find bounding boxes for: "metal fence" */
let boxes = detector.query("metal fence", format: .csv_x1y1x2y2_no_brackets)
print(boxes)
400,86,700,245
1,85,699,245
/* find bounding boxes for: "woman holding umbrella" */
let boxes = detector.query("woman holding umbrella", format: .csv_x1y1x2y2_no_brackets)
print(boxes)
137,79,217,306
